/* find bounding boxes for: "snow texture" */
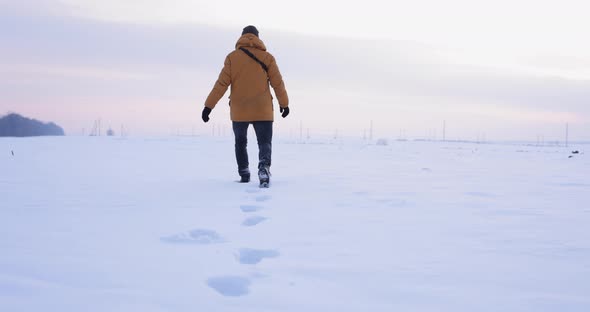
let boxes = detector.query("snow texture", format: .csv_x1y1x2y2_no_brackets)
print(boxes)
237,248,280,265
161,229,225,244
206,276,251,297
1,136,589,311
240,205,262,213
241,216,268,227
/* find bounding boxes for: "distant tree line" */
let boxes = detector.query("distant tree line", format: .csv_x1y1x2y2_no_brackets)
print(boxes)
0,113,65,137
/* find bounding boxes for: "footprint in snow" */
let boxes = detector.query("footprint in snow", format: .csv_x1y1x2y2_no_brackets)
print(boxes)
246,188,261,194
207,276,251,297
240,205,262,213
237,248,280,264
255,195,271,202
160,229,225,244
242,216,268,227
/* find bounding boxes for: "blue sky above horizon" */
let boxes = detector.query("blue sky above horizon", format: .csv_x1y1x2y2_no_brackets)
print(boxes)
1,0,590,140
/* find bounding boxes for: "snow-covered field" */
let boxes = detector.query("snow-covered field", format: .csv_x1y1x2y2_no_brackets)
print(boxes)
1,136,589,311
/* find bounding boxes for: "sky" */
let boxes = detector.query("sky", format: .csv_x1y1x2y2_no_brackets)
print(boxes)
1,0,590,140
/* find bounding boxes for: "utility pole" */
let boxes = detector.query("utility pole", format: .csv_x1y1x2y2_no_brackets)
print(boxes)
369,120,373,141
300,121,303,141
565,123,569,147
442,120,446,142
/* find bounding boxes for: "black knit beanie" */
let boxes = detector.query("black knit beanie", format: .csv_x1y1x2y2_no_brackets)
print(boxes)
242,25,259,37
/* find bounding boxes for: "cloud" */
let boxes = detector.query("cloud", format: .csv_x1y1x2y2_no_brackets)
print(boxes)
270,35,590,119
0,0,67,16
1,1,589,139
0,10,233,72
1,64,154,81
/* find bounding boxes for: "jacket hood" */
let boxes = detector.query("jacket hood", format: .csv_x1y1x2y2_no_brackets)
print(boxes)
235,34,267,51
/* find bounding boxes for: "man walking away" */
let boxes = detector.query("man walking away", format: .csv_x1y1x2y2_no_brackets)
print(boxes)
202,25,290,188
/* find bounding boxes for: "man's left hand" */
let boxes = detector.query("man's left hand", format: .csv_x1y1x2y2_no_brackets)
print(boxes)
280,107,290,118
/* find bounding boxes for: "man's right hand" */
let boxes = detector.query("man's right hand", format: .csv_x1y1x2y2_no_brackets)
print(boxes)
202,107,212,123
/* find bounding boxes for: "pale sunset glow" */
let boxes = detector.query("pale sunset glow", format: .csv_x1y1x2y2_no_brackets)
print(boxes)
2,0,589,140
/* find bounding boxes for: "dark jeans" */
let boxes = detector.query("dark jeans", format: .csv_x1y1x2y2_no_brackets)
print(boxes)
233,121,273,175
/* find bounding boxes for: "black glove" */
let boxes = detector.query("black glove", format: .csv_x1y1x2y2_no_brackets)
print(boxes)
202,107,212,123
280,106,290,118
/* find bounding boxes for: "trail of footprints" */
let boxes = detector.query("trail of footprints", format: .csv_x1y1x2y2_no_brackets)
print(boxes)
207,190,278,296
161,187,277,297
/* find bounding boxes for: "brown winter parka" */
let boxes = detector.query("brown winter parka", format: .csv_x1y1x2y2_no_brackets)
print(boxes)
204,34,289,122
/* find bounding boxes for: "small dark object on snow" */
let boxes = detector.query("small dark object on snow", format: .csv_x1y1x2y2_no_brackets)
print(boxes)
568,155,574,158
11,150,14,156
572,150,580,154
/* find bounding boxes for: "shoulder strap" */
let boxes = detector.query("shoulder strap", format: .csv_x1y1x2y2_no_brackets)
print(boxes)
239,47,269,74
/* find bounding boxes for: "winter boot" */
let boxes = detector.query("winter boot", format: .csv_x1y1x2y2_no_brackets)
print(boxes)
258,166,270,188
239,173,251,183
